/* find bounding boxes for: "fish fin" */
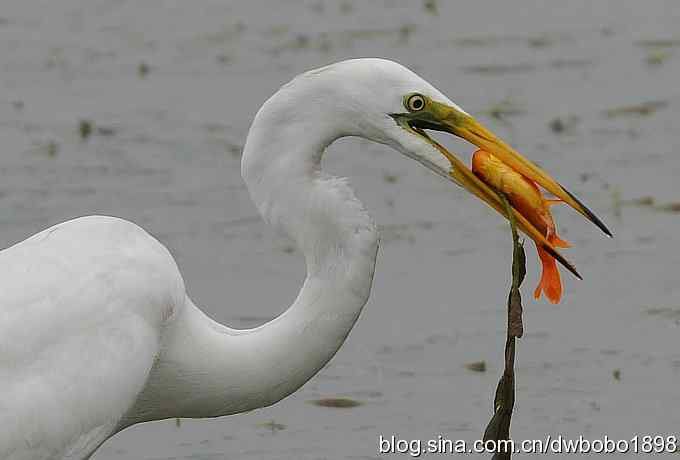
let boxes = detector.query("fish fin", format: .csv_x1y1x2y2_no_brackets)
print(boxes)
551,234,571,248
534,246,563,304
546,199,565,206
546,224,571,248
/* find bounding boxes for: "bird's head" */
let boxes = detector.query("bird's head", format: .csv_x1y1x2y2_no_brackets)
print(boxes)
305,58,609,277
246,59,609,275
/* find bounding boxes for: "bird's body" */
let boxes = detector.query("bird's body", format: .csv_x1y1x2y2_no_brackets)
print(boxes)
0,216,182,459
0,59,606,459
1,212,377,460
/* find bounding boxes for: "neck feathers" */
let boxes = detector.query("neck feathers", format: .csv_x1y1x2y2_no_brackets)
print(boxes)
241,81,377,275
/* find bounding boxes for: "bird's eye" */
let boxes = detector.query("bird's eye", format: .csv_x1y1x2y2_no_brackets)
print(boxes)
405,94,426,112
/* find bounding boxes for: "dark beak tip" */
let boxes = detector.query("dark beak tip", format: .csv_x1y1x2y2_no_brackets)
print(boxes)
543,243,582,280
560,184,613,238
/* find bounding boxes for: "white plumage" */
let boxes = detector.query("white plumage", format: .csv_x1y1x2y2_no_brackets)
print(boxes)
0,59,467,459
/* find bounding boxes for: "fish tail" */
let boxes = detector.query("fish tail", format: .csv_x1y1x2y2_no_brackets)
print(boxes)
534,245,563,304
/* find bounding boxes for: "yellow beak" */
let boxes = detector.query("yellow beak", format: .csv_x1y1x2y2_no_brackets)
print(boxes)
404,100,611,279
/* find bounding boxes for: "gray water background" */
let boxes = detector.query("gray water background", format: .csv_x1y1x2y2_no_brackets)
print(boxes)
0,0,679,458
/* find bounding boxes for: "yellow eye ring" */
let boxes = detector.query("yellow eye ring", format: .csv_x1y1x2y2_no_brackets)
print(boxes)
405,94,426,112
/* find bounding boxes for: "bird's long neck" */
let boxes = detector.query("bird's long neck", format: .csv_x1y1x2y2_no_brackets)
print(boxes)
228,102,379,411
226,135,380,411
126,91,379,424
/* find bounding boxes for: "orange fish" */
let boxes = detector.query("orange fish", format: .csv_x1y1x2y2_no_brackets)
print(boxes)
471,149,570,304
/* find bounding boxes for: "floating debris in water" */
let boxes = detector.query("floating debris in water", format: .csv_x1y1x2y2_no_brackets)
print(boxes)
612,369,621,381
46,140,59,157
79,120,116,139
600,26,614,37
462,63,535,75
227,144,242,157
619,196,680,213
138,61,150,78
450,33,569,49
397,24,416,44
623,196,655,207
175,418,181,428
548,116,579,134
423,0,438,15
79,119,92,140
339,1,352,14
603,100,668,118
465,360,487,373
635,38,680,48
658,202,680,213
257,419,286,433
268,25,416,56
645,307,680,322
548,118,563,133
527,35,554,48
12,100,24,110
309,397,363,408
383,172,398,184
645,49,672,66
483,98,526,121
96,126,116,136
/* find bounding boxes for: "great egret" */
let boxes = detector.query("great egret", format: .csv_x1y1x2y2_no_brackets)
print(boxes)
0,58,608,460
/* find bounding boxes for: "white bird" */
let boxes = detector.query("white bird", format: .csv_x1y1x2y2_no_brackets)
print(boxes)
0,58,607,460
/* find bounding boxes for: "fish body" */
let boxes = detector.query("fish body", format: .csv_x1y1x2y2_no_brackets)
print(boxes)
472,149,570,303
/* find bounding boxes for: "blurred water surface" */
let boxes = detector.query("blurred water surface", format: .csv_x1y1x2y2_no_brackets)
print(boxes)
0,0,679,458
